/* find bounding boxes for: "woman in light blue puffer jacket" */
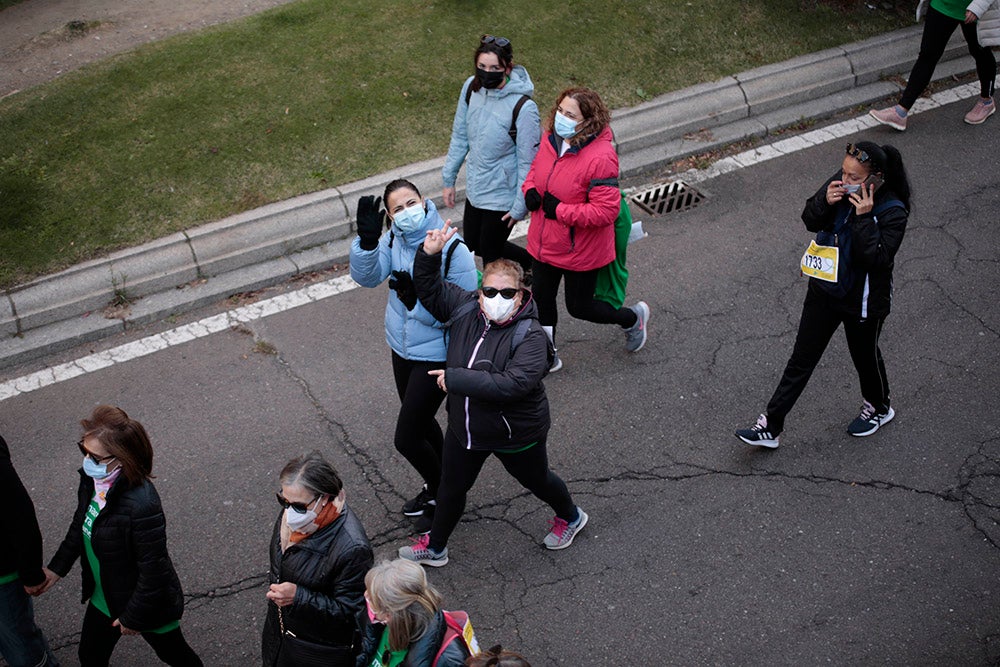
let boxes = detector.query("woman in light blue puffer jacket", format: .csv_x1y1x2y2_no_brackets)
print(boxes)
350,179,477,533
442,35,540,270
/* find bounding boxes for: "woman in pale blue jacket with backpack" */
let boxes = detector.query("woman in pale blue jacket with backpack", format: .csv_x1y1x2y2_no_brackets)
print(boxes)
442,35,540,271
350,179,477,533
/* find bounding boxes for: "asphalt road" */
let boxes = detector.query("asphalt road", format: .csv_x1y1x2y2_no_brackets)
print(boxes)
1,97,998,666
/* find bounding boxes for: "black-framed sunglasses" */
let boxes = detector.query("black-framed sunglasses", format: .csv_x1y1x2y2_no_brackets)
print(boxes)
275,492,320,514
481,286,518,299
846,143,871,163
480,34,510,48
77,439,116,464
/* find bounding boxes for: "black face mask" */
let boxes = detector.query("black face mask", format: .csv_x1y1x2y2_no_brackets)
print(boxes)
476,68,505,89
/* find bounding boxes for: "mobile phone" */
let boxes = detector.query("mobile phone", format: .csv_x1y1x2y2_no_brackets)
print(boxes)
863,173,883,191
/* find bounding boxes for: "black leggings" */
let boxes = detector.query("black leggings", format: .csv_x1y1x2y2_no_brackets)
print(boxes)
765,288,890,435
391,352,446,495
530,259,637,336
900,5,996,109
462,201,532,269
78,604,202,667
428,432,576,552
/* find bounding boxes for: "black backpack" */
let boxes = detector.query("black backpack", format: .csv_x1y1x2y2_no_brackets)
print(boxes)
464,83,531,144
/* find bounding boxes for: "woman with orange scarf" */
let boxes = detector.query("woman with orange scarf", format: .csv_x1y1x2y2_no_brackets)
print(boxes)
262,452,374,667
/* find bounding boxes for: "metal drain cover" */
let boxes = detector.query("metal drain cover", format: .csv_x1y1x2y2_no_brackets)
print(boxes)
630,180,705,216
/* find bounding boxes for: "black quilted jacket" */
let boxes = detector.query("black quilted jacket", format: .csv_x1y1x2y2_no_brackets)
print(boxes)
48,470,185,631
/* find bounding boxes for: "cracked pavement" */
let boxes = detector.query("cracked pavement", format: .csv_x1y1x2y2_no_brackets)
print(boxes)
1,98,998,665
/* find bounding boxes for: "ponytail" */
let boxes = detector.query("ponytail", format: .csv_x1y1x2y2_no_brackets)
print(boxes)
853,141,911,212
879,144,911,212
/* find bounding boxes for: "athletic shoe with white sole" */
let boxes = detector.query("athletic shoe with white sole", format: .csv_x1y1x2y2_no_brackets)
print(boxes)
544,508,588,550
869,106,908,131
401,485,435,517
964,97,995,125
398,534,448,567
847,401,895,437
735,413,780,448
624,301,650,352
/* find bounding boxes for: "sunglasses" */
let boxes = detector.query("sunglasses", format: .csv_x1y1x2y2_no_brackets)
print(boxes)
275,492,320,514
481,286,518,299
846,143,871,163
77,439,116,464
480,34,510,48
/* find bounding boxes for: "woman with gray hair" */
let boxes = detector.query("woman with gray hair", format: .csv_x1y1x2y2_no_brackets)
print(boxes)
262,451,374,666
355,559,471,666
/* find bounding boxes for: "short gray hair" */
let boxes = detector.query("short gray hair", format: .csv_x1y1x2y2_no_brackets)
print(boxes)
279,451,343,496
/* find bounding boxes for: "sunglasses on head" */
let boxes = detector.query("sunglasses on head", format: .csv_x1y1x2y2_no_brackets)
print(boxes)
846,143,871,163
481,286,518,299
77,439,116,464
480,34,510,48
275,492,320,514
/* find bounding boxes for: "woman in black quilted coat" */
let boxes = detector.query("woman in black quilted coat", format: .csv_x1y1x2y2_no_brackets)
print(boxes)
42,405,201,666
262,451,374,666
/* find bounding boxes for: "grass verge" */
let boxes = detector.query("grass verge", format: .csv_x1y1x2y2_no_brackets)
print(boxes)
0,0,909,289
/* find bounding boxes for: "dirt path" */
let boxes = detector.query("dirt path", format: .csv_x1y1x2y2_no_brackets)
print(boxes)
0,0,298,98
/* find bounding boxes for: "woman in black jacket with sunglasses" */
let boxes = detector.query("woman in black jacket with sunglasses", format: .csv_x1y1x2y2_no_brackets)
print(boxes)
395,221,588,568
262,451,373,667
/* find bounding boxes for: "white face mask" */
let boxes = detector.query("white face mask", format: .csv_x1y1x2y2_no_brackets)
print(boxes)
285,496,321,533
481,293,517,323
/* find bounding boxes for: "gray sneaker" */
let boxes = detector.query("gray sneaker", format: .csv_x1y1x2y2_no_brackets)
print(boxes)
544,508,588,550
398,534,449,567
624,301,650,352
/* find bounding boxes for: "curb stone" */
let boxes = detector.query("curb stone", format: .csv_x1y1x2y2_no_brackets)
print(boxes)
0,24,980,370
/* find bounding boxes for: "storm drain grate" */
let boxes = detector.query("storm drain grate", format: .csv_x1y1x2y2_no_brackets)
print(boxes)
630,180,705,216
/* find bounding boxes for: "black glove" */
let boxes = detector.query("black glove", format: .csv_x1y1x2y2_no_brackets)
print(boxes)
388,270,418,310
524,188,542,212
356,195,383,250
542,192,561,219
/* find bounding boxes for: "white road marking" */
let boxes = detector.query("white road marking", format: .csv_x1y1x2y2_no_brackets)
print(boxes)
0,82,978,403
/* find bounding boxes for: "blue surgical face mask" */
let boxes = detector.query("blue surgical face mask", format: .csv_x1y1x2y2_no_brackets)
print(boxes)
554,111,578,139
83,456,114,480
392,203,426,234
843,183,861,194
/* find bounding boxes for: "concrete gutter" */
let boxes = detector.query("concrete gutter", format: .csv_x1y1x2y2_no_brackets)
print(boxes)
0,25,978,369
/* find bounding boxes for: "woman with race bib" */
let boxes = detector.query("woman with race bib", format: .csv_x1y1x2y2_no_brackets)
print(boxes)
735,141,911,448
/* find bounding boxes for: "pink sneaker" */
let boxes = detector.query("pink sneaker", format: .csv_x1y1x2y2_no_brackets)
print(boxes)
869,106,907,131
964,97,995,125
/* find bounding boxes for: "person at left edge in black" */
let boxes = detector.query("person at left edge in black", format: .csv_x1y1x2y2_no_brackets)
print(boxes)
0,434,60,667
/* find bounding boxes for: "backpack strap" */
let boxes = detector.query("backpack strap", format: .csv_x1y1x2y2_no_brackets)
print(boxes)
444,299,479,328
510,319,532,355
464,80,473,106
508,94,531,143
433,611,476,667
872,198,904,218
443,237,466,280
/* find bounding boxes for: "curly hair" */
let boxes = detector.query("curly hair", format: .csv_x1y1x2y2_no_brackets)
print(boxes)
545,87,611,147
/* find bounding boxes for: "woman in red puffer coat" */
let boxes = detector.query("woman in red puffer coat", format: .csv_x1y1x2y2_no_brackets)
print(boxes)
522,87,649,371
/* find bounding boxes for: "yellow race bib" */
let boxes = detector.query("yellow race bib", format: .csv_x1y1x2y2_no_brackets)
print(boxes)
800,240,839,283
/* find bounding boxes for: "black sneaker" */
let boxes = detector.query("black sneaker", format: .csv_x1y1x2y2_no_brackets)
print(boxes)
735,413,780,448
847,401,895,437
401,485,435,517
413,508,434,535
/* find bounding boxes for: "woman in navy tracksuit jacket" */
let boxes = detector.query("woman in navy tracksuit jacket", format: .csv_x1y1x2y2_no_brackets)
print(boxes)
395,224,587,566
736,141,911,448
